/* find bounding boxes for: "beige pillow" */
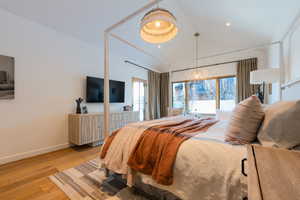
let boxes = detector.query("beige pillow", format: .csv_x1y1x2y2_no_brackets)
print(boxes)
225,96,265,144
257,101,300,149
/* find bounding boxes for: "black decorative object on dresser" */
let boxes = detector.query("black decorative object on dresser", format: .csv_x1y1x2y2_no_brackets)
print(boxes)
75,97,83,114
82,106,88,114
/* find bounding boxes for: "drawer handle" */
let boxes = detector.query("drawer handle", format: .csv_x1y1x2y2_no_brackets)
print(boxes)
241,158,247,177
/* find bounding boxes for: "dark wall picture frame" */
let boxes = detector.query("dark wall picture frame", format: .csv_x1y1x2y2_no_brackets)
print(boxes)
0,55,15,100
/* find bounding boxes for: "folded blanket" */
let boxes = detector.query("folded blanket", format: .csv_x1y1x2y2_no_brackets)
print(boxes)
127,118,218,185
100,129,120,159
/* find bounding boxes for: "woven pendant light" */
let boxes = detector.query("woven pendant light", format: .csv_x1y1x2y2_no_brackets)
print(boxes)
140,8,178,44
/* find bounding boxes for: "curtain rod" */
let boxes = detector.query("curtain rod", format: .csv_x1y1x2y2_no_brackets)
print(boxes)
125,60,157,72
171,59,242,73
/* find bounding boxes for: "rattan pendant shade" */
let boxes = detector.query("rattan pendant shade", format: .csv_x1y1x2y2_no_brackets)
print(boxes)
140,8,178,44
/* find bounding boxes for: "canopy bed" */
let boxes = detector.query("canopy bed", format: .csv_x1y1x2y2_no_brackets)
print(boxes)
100,0,300,200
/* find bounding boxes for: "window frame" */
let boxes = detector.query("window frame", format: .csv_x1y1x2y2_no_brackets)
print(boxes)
132,77,148,121
172,75,236,113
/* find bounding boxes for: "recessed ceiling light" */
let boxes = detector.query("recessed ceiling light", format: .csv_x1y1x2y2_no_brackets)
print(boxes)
226,22,231,27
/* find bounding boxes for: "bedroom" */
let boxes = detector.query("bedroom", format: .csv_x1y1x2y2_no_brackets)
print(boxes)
0,0,300,199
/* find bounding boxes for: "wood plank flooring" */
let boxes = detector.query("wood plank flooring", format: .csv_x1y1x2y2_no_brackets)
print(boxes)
0,145,101,200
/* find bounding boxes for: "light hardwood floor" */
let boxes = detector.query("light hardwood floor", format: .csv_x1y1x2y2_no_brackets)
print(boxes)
0,145,101,200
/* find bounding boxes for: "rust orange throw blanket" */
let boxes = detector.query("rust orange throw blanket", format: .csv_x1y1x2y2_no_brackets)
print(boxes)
101,117,218,185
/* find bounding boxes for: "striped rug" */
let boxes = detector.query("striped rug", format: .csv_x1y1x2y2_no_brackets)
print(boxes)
49,158,148,200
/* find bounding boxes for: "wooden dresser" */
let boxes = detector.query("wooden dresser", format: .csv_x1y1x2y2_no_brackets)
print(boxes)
68,111,139,146
246,145,300,200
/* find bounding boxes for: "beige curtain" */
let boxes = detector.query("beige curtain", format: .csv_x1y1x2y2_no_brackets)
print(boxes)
148,71,161,119
160,72,169,117
237,58,259,102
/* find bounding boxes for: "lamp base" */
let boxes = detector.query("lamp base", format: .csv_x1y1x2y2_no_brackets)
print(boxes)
257,92,264,104
256,82,265,104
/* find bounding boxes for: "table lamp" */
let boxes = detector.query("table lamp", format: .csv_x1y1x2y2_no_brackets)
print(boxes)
250,68,280,103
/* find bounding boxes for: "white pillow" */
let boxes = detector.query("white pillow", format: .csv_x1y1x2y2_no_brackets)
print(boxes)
258,100,300,149
216,110,233,121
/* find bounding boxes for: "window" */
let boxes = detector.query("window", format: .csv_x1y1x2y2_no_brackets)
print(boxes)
188,80,216,114
133,78,147,121
219,77,236,111
172,82,186,109
172,76,236,114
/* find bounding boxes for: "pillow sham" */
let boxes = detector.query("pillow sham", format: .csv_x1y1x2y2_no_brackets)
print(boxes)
257,100,300,149
216,110,232,121
225,96,265,145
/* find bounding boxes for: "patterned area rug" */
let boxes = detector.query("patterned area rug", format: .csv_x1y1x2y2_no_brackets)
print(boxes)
49,158,149,200
49,158,180,200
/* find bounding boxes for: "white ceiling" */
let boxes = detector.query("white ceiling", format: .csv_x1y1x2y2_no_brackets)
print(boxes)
0,0,299,72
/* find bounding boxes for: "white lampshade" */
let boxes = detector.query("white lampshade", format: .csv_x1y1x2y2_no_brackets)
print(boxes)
140,8,178,44
250,68,280,84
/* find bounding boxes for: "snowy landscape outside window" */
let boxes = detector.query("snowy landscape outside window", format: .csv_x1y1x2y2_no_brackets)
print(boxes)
172,76,236,114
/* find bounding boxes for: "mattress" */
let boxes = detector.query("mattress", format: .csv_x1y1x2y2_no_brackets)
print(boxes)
139,120,247,200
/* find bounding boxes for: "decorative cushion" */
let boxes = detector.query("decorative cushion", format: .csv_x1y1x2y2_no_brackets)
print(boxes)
225,96,265,144
257,101,300,149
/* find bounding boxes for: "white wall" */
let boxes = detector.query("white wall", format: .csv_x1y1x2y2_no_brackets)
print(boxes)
281,18,300,100
267,14,300,101
283,18,300,82
265,43,280,104
0,9,148,164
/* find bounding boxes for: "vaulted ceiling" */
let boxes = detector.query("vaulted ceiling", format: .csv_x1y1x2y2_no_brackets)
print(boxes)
0,0,299,72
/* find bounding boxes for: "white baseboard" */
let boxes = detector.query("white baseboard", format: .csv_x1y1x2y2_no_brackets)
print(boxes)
0,143,71,165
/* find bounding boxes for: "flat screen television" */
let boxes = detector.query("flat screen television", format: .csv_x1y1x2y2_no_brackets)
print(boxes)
86,76,125,103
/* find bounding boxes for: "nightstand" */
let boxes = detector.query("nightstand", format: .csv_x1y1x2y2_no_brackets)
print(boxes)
245,145,300,200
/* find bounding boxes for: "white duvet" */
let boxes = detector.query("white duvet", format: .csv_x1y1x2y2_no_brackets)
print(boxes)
102,117,247,200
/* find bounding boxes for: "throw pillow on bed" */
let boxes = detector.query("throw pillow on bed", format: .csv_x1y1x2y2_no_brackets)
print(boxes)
225,95,265,145
257,100,300,149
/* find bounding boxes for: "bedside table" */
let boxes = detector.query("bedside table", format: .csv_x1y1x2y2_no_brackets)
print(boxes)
246,145,300,200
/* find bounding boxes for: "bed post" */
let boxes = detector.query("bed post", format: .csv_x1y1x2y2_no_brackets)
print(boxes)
102,0,163,141
102,0,163,176
104,33,110,140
